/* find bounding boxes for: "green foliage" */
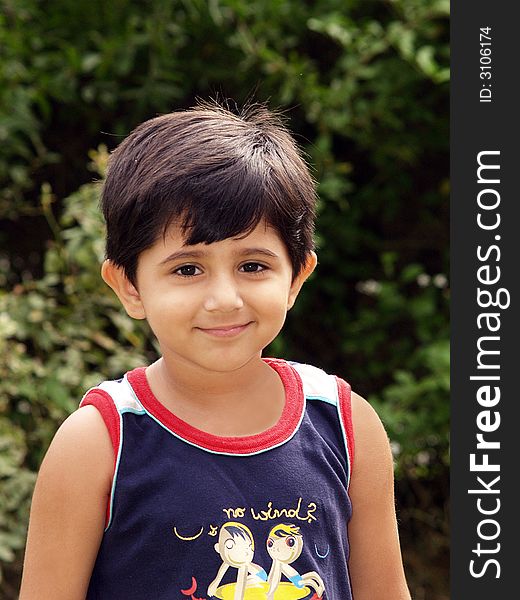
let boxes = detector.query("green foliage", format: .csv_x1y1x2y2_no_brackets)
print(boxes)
0,419,35,567
1,0,449,215
0,149,157,586
0,1,449,597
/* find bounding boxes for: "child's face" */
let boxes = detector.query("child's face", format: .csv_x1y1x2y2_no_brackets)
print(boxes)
108,220,315,374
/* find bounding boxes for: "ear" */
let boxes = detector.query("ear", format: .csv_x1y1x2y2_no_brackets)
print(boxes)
101,260,146,320
287,251,317,310
214,542,220,554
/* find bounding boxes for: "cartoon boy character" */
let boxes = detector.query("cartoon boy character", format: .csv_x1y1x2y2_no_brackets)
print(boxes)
266,524,325,599
208,522,267,600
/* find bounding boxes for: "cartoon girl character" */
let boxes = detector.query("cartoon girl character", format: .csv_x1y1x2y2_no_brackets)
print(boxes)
208,522,267,600
266,523,325,599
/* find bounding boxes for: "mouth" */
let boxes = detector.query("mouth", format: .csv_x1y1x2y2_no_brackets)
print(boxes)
196,322,253,338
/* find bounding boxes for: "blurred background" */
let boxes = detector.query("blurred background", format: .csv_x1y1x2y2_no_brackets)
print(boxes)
0,0,449,598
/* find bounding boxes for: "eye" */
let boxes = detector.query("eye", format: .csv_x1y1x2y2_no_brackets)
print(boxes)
239,262,267,274
173,264,201,277
267,539,274,548
225,539,235,550
286,537,296,548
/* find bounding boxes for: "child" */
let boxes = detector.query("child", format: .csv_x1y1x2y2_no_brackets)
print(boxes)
20,103,411,599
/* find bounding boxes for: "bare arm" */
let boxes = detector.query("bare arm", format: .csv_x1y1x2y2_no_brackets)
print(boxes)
347,392,411,600
19,405,114,600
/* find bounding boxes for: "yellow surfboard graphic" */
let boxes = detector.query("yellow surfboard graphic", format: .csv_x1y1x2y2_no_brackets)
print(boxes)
215,581,310,599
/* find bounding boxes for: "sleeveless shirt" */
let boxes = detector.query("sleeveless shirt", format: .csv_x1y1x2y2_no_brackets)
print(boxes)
80,358,354,600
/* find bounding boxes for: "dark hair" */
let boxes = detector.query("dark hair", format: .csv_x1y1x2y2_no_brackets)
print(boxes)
102,102,317,285
223,525,250,540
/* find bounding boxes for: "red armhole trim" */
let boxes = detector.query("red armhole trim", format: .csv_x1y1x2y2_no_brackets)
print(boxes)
335,376,355,477
79,389,120,527
80,389,120,457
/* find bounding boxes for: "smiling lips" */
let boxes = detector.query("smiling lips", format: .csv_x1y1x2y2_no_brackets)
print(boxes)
197,322,253,337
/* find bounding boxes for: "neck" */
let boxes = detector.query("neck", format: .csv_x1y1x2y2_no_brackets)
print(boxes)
150,354,270,403
145,354,285,436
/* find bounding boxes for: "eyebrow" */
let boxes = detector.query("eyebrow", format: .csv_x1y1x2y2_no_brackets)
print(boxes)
239,247,279,259
159,250,205,265
159,247,279,266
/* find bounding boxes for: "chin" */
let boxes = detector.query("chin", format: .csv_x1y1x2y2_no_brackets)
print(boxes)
199,353,261,374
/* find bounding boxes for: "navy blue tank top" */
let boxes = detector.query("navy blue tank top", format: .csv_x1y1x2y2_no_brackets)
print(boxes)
80,358,354,600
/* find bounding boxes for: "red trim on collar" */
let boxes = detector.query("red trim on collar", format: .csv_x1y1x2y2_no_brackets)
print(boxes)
125,358,304,454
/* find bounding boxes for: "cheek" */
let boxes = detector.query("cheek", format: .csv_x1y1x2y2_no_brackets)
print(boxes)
142,287,194,320
251,285,291,316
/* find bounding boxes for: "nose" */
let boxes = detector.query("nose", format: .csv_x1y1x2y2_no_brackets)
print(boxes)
203,273,244,313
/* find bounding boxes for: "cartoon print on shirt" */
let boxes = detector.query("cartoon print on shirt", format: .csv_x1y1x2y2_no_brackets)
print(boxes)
266,524,325,600
174,525,205,541
314,543,329,559
173,500,326,599
207,522,268,600
181,576,207,600
209,525,219,536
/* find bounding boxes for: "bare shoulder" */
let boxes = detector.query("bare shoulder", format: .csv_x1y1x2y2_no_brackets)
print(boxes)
20,405,114,599
32,404,115,519
50,403,114,451
39,404,114,488
351,390,387,433
349,390,396,515
350,391,393,474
